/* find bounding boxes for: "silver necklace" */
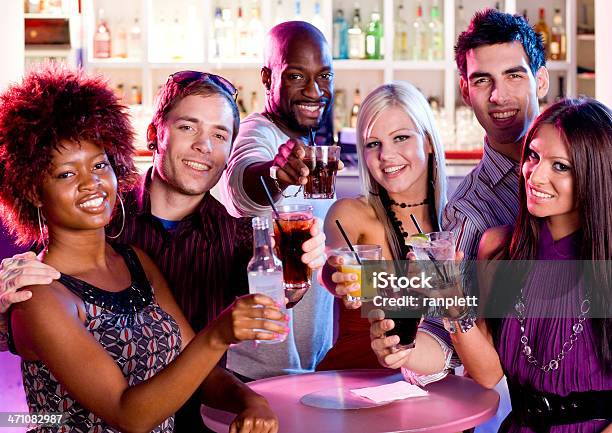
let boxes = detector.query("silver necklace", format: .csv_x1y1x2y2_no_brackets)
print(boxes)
514,294,590,373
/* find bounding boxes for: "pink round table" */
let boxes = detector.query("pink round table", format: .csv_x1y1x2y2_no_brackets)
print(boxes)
201,369,499,433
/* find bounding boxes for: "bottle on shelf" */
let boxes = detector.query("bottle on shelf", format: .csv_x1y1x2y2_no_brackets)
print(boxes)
93,9,111,59
250,91,259,114
27,0,42,13
365,10,383,60
312,2,325,35
293,0,302,20
550,8,566,61
534,8,550,59
456,0,468,36
128,18,142,60
350,88,361,128
115,19,128,59
333,9,349,59
222,8,235,58
428,0,443,61
236,6,249,58
411,3,427,61
248,6,264,58
273,0,284,26
247,217,286,345
212,7,224,59
170,14,186,60
333,89,347,140
237,86,248,119
348,6,365,60
555,76,565,101
521,9,528,22
394,3,409,60
130,85,142,106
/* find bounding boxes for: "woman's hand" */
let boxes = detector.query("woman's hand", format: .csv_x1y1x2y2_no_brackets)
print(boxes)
368,309,412,369
230,397,279,433
207,294,289,350
325,255,362,309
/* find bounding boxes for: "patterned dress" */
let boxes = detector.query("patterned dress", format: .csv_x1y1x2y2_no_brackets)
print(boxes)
20,244,182,433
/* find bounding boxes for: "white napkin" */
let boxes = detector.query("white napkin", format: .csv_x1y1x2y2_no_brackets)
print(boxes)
350,380,428,403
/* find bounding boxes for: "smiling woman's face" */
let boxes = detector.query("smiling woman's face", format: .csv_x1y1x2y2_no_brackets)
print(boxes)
363,106,430,197
522,124,579,228
39,140,117,234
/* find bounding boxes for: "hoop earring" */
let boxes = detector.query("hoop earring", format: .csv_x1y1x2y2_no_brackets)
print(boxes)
37,207,48,249
106,195,125,239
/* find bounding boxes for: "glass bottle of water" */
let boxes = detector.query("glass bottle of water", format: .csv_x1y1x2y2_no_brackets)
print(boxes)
247,217,287,344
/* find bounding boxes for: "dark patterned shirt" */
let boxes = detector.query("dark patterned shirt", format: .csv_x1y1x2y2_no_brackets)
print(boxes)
20,244,181,433
112,169,252,333
442,141,520,259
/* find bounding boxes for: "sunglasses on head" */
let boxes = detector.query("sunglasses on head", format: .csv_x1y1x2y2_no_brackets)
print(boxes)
168,70,238,101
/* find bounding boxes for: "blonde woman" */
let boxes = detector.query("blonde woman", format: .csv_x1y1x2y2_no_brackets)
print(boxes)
317,82,454,374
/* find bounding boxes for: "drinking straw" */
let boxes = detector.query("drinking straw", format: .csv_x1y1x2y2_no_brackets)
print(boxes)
309,127,316,146
335,219,362,265
259,176,286,238
409,214,448,282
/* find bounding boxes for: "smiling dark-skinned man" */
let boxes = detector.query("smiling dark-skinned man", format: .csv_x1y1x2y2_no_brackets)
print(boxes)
220,21,338,382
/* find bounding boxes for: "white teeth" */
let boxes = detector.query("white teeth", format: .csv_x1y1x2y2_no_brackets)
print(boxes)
531,188,553,199
297,104,321,112
383,165,406,174
79,197,103,208
491,111,518,119
184,160,209,171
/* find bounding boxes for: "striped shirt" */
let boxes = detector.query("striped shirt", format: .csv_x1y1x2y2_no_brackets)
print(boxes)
442,141,520,259
111,169,252,333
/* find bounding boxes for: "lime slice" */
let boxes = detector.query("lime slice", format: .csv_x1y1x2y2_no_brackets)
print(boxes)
405,233,429,247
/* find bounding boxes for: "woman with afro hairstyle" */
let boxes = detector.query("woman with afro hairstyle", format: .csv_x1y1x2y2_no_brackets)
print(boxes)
0,63,283,433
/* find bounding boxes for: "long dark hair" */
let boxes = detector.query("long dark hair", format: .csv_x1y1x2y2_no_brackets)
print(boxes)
509,98,612,368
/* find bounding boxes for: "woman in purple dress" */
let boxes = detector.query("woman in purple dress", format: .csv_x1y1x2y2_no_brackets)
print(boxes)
451,98,611,433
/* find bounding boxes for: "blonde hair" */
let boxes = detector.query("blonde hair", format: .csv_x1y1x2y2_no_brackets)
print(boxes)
356,81,448,260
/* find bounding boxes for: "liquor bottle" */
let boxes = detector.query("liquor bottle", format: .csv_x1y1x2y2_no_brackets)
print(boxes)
212,7,224,58
555,76,565,101
128,18,142,60
250,91,259,114
237,86,248,119
248,6,264,58
222,8,235,58
247,217,286,344
550,8,566,61
170,15,185,60
457,0,468,34
115,19,128,59
412,3,427,61
428,0,443,60
312,2,325,35
348,6,365,59
293,0,302,20
350,88,361,128
93,9,111,59
394,3,409,60
273,0,284,26
130,85,142,105
534,8,550,59
365,11,383,60
236,6,249,57
333,9,349,59
521,9,528,21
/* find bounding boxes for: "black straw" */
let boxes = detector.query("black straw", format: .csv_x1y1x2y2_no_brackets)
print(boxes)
308,128,316,147
259,176,286,237
409,214,423,234
335,219,362,265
